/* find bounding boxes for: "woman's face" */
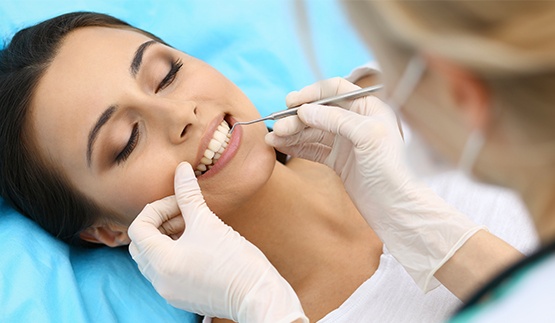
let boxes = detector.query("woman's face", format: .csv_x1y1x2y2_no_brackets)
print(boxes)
30,26,276,241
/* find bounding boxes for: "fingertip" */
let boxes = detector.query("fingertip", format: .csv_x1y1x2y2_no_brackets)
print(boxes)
285,90,300,107
176,162,194,175
173,163,206,221
296,104,321,125
175,162,197,188
131,196,178,229
264,132,276,146
145,195,178,212
273,116,305,136
272,118,287,135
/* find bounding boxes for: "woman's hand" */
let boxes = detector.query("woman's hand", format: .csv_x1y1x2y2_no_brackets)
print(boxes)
266,77,485,292
128,162,307,323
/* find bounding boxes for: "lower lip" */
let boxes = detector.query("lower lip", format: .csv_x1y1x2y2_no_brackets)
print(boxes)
199,116,241,179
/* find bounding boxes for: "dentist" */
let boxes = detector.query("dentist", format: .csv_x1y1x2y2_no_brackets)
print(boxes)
128,1,555,322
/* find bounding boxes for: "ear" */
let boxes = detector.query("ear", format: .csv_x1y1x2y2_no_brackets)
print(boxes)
425,54,492,131
79,223,131,247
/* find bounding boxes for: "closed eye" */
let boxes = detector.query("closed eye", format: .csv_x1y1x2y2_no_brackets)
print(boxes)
156,58,183,93
115,123,140,164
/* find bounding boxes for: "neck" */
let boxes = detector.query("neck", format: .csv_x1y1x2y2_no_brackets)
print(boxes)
225,160,359,271
221,159,382,320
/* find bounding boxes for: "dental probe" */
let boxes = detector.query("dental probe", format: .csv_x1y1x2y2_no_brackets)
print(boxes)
229,84,383,134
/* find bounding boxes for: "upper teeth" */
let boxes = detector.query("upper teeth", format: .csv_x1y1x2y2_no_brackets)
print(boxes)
195,119,231,176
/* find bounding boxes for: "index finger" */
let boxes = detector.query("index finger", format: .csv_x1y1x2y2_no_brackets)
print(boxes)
286,77,360,108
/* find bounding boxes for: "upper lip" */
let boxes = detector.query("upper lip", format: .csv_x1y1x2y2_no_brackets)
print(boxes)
193,114,226,170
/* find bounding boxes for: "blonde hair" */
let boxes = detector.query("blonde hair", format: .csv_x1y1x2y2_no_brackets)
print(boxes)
343,0,555,140
347,1,555,74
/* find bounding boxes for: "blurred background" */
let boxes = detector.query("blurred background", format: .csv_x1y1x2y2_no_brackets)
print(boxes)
0,0,373,119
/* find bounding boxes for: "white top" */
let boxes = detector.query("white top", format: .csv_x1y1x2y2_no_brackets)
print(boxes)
319,246,460,322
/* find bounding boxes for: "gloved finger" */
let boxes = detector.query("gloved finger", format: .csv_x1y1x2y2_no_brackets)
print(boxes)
272,115,306,137
268,141,331,164
173,162,213,227
129,232,182,284
297,104,381,149
128,196,180,243
286,77,360,108
158,213,186,240
266,127,333,148
128,196,179,261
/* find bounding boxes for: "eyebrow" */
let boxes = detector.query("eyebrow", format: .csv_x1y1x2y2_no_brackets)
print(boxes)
130,40,158,77
87,105,117,167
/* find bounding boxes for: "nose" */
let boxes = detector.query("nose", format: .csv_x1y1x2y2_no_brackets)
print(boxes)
147,99,198,145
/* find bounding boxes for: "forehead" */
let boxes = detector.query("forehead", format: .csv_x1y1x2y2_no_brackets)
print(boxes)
38,26,152,101
43,26,152,89
30,27,152,170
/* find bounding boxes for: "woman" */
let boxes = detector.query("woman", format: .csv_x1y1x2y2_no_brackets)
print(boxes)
268,1,555,321
0,11,471,322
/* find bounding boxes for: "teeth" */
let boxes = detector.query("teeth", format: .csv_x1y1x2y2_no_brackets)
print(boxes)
213,131,227,143
195,119,232,176
204,149,215,159
208,139,222,152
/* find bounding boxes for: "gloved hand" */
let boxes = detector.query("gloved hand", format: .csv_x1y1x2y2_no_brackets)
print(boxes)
265,77,485,292
128,162,308,323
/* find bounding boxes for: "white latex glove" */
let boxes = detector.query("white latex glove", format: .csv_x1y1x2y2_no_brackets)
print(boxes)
128,162,307,323
265,77,485,291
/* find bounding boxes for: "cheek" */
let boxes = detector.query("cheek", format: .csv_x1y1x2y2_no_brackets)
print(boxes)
105,161,176,224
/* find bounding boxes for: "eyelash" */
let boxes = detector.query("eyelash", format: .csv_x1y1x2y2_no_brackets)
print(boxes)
156,58,183,93
115,123,139,164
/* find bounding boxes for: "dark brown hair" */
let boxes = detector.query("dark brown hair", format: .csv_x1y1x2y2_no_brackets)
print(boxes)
0,12,165,245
